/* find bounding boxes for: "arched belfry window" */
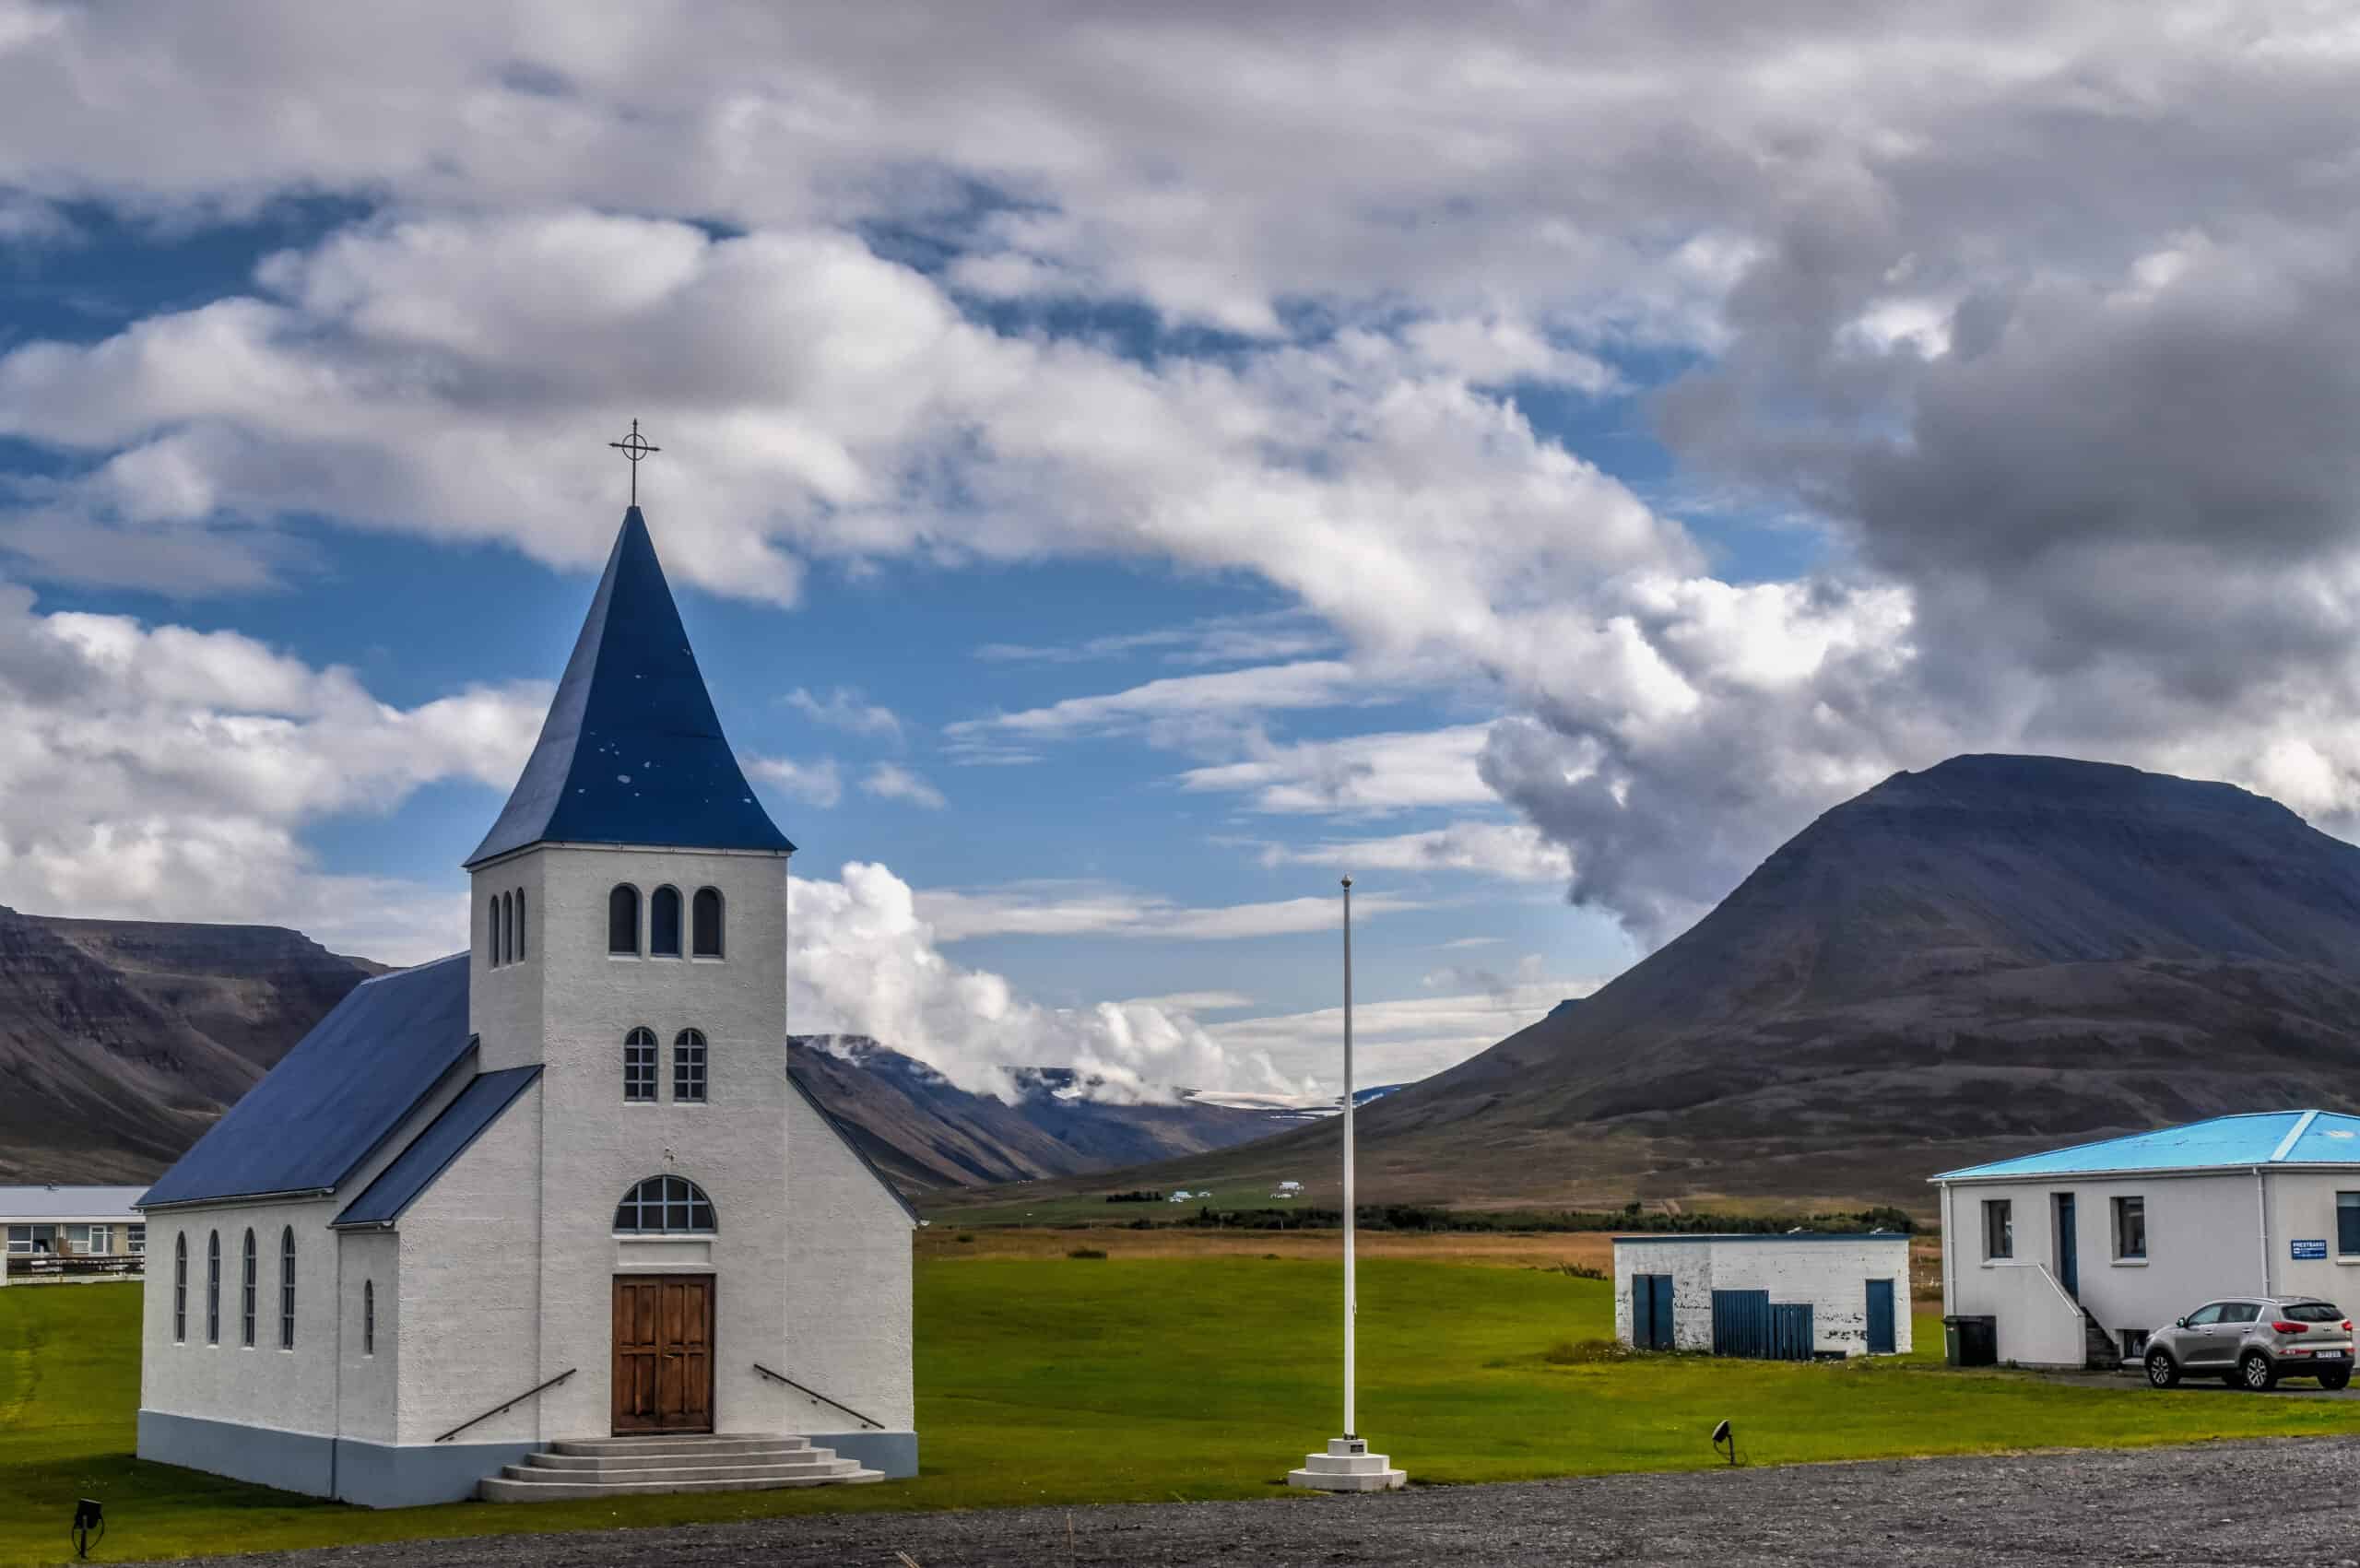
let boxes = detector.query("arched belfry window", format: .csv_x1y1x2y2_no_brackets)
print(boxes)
514,889,527,960
500,891,514,965
614,1174,716,1234
650,886,683,958
692,887,724,958
173,1234,188,1343
488,894,502,967
623,1028,658,1102
608,884,641,955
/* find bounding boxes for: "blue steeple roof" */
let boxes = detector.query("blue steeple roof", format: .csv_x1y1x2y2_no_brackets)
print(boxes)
466,507,794,867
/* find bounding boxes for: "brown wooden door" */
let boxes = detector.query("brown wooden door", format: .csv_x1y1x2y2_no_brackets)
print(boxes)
611,1275,714,1434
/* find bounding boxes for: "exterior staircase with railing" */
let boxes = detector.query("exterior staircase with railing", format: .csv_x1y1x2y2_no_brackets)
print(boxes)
480,1434,882,1501
2079,1302,2123,1371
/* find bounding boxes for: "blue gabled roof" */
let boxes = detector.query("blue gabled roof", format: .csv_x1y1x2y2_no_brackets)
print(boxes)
139,956,476,1209
333,1066,542,1228
466,506,794,867
1932,1110,2360,1182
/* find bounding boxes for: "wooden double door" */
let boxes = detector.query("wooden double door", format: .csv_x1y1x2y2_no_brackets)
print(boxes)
612,1275,714,1434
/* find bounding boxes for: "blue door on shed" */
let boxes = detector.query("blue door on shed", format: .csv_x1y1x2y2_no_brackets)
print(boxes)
1866,1279,1896,1354
1633,1274,1676,1349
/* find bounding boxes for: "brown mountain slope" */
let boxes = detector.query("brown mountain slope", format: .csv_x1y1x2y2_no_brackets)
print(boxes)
955,754,2360,1213
0,907,383,1182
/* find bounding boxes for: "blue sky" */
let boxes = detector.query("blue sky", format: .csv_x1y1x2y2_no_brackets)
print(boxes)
3,4,2354,1099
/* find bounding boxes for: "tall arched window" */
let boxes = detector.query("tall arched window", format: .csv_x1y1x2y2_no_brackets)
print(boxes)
500,891,514,964
673,1029,708,1103
613,1174,717,1233
206,1231,221,1344
514,889,527,960
173,1234,188,1343
650,886,683,957
608,884,641,955
240,1229,257,1347
488,894,502,967
692,887,724,958
363,1279,375,1355
278,1226,296,1350
623,1028,658,1102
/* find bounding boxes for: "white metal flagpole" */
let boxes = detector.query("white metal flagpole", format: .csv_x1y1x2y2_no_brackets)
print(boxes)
1341,873,1355,1438
1285,869,1404,1490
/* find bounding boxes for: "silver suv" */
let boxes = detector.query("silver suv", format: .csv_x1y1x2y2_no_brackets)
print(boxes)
2143,1296,2353,1391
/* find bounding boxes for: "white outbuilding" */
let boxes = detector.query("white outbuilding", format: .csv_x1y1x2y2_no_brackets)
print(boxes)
133,501,918,1506
1612,1233,1912,1359
1934,1109,2360,1369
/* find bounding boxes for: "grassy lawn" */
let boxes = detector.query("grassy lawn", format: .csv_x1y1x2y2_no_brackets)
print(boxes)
6,1256,2357,1565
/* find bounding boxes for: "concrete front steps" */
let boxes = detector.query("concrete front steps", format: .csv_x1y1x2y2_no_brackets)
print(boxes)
481,1433,883,1501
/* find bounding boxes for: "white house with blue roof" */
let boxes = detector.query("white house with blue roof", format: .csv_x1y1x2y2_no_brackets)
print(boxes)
1934,1110,2360,1368
135,501,918,1506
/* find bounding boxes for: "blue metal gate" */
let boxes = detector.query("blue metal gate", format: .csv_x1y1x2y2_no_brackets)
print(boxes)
1713,1291,1816,1360
1866,1279,1896,1354
1712,1290,1771,1357
1771,1302,1814,1361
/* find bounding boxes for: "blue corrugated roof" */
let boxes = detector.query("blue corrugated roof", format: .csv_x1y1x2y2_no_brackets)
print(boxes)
1932,1110,2360,1181
334,1066,542,1227
138,957,476,1209
466,506,794,867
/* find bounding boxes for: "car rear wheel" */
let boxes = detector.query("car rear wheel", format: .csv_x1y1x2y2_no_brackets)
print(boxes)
2146,1350,2180,1387
2319,1368,2350,1391
2239,1351,2279,1391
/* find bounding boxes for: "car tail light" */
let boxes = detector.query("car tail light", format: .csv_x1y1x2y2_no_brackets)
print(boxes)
2272,1320,2310,1334
2345,1320,2353,1333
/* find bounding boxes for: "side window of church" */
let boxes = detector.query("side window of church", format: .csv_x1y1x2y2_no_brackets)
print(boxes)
675,1030,708,1102
363,1280,375,1356
651,886,683,957
608,884,641,956
173,1233,187,1342
624,1028,658,1102
206,1231,220,1344
692,887,724,957
241,1229,257,1348
279,1227,296,1350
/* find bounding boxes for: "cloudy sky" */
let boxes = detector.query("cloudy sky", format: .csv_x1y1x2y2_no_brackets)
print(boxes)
3,2,2355,1099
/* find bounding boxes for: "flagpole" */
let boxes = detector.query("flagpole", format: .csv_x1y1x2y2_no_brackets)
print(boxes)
1285,870,1404,1491
1341,874,1355,1438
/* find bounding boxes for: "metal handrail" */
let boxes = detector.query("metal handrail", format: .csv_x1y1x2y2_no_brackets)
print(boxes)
434,1367,575,1444
751,1362,884,1430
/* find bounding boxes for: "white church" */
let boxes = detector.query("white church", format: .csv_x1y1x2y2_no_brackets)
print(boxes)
135,496,919,1506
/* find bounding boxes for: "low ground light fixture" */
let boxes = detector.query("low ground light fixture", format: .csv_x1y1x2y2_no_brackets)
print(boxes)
1712,1420,1738,1467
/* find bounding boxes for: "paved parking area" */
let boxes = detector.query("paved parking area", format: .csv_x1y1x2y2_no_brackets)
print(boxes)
155,1435,2360,1567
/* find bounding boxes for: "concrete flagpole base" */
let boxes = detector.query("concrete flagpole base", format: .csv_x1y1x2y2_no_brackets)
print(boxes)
1287,1436,1407,1492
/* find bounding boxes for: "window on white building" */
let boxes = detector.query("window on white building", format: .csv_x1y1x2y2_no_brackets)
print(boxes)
608,884,642,955
2339,1192,2360,1257
173,1234,187,1342
363,1279,375,1356
624,1028,659,1102
206,1231,220,1344
127,1224,145,1256
2112,1196,2146,1260
692,887,724,957
279,1227,296,1350
674,1029,707,1103
613,1174,716,1233
241,1229,257,1348
1983,1198,2013,1260
650,885,683,958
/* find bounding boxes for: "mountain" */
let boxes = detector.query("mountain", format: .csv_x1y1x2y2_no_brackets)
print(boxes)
0,907,386,1182
786,1036,1295,1189
0,907,1290,1189
980,755,2360,1212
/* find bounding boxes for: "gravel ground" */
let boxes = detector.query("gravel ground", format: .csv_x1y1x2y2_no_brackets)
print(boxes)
144,1437,2360,1568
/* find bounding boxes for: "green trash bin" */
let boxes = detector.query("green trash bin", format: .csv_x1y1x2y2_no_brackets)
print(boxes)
1943,1314,1997,1366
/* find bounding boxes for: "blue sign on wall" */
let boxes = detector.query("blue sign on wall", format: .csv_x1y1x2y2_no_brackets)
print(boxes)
2292,1238,2329,1260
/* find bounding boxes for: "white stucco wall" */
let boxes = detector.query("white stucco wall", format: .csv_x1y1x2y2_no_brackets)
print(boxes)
1614,1236,1912,1356
336,1230,399,1444
138,1197,344,1434
776,1085,916,1432
1940,1170,2281,1360
392,1079,545,1445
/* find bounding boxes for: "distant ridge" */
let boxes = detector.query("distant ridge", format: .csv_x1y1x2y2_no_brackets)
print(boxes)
994,755,2360,1210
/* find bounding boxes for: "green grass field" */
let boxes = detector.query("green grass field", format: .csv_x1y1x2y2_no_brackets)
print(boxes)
6,1256,2356,1566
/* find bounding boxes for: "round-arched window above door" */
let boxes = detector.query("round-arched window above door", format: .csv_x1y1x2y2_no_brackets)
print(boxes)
613,1174,716,1234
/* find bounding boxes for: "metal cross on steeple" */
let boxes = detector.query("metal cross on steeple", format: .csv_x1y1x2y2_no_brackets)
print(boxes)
608,419,661,505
